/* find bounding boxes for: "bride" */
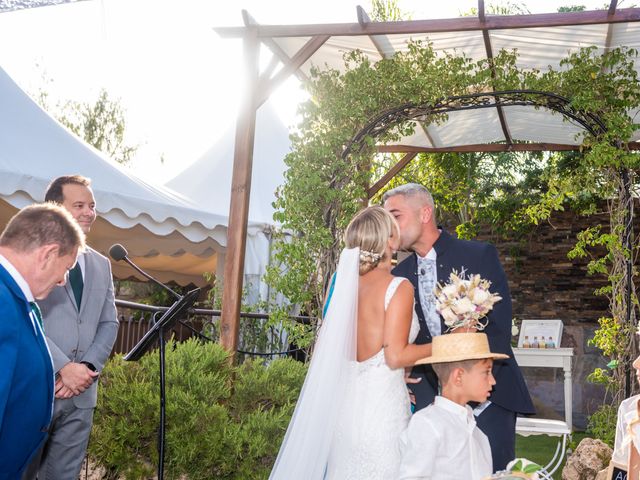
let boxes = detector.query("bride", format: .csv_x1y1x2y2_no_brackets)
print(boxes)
270,206,432,479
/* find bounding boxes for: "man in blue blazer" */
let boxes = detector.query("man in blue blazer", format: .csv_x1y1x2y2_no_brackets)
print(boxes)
384,183,535,471
0,204,84,479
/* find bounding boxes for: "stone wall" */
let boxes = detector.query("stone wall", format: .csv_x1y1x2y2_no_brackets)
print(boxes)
487,209,610,324
476,205,628,429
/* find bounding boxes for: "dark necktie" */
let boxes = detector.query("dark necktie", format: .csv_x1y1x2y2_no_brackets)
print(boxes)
29,301,43,330
69,262,84,309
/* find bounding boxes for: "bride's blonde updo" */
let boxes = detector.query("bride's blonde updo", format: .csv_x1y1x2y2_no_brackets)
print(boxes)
344,205,399,275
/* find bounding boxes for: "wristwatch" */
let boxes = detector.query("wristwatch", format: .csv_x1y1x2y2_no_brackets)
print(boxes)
80,361,97,372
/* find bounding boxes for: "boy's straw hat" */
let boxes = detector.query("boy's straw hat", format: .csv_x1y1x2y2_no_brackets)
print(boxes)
415,332,509,365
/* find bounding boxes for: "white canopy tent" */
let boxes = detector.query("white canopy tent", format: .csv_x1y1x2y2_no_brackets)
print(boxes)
0,65,267,286
166,101,291,302
167,102,289,228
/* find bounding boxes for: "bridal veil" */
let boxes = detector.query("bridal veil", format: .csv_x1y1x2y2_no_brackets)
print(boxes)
269,247,359,479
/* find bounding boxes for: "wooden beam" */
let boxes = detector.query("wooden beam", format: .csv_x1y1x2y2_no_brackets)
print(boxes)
356,5,395,58
244,9,275,83
479,0,513,145
259,54,281,83
242,9,309,84
262,38,311,84
220,27,260,357
418,122,437,147
256,35,329,107
215,8,640,38
379,143,576,153
376,142,640,152
609,0,619,16
367,152,417,198
604,1,618,55
241,9,253,27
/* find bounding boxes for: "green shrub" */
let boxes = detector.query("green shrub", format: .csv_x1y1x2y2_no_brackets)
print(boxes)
586,403,618,447
90,339,307,479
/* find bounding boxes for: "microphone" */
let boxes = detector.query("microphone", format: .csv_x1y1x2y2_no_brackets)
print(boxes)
109,244,181,299
109,243,128,262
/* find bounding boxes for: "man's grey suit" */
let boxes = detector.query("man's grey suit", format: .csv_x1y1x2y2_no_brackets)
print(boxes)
30,247,118,479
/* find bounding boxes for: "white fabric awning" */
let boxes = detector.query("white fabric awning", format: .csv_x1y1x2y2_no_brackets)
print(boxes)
0,64,244,285
219,7,640,150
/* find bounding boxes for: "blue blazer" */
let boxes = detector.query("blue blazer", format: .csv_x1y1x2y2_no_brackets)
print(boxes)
0,264,54,479
393,230,535,415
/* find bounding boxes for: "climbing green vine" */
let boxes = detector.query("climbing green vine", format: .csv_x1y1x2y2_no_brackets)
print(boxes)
265,40,640,404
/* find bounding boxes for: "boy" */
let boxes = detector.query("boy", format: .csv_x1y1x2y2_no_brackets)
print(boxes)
398,332,508,479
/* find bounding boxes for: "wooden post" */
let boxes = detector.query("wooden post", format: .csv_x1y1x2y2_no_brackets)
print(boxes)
220,27,259,356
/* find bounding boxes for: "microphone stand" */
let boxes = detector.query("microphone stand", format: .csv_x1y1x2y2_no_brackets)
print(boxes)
158,315,167,480
118,254,181,300
112,245,199,480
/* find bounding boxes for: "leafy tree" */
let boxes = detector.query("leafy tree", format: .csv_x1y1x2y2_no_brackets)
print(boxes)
57,89,138,165
557,5,587,12
369,0,405,21
34,74,137,165
371,149,548,239
464,1,531,16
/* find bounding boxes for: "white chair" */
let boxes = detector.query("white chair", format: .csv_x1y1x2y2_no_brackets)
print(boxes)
513,347,574,479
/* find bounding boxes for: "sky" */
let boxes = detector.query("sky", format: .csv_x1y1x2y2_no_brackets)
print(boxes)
0,0,618,183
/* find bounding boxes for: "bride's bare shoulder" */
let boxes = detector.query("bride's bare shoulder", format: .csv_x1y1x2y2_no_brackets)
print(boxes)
392,276,414,291
387,278,414,306
359,271,396,298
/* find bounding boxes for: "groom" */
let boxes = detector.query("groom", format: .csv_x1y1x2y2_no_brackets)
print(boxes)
383,183,534,471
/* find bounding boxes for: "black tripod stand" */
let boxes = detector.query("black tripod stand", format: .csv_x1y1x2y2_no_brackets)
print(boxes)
124,288,200,480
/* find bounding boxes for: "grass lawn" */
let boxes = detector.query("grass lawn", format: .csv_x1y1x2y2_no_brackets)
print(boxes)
515,431,590,478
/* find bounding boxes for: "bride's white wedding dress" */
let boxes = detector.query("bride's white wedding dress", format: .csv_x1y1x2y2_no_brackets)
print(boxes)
269,249,420,480
326,276,420,479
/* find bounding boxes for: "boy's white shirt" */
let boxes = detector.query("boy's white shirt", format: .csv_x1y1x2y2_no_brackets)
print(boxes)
398,395,493,480
612,394,640,469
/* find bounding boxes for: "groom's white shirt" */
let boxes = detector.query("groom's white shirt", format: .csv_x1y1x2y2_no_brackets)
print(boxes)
398,396,493,480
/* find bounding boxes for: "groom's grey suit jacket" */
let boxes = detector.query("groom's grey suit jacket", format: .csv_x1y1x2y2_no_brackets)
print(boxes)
38,247,119,408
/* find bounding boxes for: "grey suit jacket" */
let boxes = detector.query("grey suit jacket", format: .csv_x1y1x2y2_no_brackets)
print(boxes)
38,247,119,409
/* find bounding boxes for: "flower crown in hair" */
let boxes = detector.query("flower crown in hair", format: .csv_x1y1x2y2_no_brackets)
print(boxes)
359,249,382,263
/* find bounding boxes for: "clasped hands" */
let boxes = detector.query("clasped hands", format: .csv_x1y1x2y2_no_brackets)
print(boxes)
55,362,99,399
404,367,421,405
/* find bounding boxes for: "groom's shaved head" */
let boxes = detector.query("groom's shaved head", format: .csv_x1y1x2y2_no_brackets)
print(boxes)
383,183,439,254
382,183,434,208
